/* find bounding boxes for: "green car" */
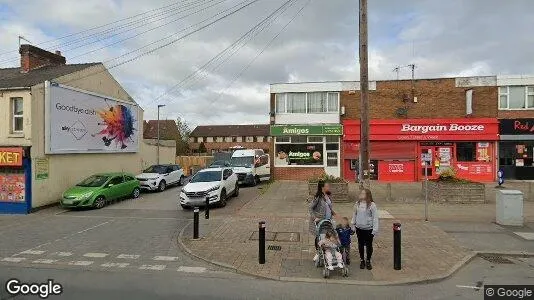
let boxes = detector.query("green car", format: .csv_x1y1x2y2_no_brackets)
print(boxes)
61,172,141,209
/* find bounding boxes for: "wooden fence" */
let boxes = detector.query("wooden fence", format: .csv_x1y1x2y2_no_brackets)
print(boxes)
176,156,214,176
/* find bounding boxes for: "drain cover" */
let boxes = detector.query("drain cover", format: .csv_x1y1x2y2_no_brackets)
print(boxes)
480,255,514,264
267,245,282,251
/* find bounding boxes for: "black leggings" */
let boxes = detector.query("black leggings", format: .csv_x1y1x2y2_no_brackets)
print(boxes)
356,228,374,261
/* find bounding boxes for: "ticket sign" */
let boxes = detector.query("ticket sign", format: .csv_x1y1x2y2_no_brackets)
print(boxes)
0,148,23,167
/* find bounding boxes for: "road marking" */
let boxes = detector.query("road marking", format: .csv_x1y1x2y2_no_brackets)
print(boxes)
514,232,534,240
32,259,58,264
456,285,481,290
54,252,73,257
77,221,110,234
177,266,206,273
56,215,188,221
19,250,46,255
117,254,140,260
68,261,93,266
2,257,26,263
139,264,166,271
153,256,178,261
101,262,129,268
83,253,108,258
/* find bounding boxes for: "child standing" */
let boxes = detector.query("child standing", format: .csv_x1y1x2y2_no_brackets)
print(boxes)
318,231,344,270
336,217,355,265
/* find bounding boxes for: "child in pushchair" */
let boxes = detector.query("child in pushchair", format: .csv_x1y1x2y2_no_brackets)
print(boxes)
315,219,349,278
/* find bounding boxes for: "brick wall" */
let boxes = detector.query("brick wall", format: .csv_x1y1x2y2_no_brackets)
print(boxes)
273,166,325,180
190,142,270,152
498,110,534,119
340,78,498,120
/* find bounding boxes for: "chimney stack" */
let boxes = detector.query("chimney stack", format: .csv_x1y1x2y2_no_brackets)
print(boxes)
19,44,66,73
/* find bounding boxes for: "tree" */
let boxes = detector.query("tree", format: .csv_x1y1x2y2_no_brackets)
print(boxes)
175,118,192,155
198,142,207,154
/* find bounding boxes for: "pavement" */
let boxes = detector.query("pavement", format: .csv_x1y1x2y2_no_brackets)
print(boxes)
179,181,534,285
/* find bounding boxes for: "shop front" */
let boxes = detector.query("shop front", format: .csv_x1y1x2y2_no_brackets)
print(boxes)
0,147,32,214
343,119,499,182
499,118,534,180
270,124,343,180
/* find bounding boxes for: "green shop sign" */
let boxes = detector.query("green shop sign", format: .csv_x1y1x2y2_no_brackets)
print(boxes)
270,125,343,136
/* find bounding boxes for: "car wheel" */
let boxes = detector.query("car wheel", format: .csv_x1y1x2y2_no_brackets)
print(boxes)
219,190,227,207
233,184,239,197
132,187,141,199
178,176,185,186
158,180,166,192
94,196,106,209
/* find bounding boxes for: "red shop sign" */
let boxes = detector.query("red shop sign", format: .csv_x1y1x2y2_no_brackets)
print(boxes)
344,118,499,141
0,147,23,167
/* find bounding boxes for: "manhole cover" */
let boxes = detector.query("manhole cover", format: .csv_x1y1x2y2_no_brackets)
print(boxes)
480,255,514,264
275,232,300,242
249,231,275,241
267,245,282,251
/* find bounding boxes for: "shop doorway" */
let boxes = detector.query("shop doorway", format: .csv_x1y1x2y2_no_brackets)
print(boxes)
325,150,340,177
420,146,436,180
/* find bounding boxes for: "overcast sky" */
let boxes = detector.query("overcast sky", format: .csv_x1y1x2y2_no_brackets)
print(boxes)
1,0,533,127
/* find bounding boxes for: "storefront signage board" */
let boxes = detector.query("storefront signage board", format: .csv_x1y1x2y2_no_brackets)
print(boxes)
0,148,23,167
270,125,343,136
500,119,534,135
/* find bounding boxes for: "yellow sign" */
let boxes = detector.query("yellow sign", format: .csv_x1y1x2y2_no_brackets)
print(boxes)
35,158,49,180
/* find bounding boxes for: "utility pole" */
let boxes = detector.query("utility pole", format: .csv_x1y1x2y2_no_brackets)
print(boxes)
157,104,166,164
359,0,370,190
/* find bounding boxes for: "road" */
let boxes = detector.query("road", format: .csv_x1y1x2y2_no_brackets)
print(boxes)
0,183,533,299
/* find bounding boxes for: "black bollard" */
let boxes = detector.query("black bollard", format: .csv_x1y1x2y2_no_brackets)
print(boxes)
193,207,199,239
259,221,266,264
205,196,210,219
393,222,401,270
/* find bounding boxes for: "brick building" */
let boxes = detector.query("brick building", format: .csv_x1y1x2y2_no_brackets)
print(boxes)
269,75,534,181
189,124,270,154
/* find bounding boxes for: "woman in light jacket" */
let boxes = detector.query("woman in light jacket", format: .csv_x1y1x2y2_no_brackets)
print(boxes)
309,181,335,261
351,188,379,270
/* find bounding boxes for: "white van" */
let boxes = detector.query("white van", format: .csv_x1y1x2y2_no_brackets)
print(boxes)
231,149,270,186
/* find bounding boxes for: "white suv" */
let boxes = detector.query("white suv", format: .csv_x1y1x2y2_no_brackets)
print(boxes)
136,164,185,192
179,167,238,209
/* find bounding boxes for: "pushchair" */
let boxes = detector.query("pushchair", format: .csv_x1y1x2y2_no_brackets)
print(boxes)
314,219,349,278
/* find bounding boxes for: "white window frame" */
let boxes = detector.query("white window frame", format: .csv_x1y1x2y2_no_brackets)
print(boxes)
307,136,324,143
499,86,534,110
275,136,291,143
206,137,214,143
275,92,340,114
11,97,24,133
197,137,204,143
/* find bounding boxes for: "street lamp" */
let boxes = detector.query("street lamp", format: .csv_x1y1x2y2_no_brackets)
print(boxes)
157,104,166,164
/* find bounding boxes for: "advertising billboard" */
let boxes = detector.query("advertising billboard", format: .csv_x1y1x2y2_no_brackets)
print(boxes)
45,82,139,154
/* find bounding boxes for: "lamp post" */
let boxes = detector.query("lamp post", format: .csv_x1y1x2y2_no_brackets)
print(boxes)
157,104,166,164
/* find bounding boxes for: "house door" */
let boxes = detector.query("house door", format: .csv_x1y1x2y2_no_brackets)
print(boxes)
325,151,340,177
420,146,437,180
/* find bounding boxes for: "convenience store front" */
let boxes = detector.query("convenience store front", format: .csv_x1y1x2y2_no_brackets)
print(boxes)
343,119,499,182
499,118,534,180
0,147,32,214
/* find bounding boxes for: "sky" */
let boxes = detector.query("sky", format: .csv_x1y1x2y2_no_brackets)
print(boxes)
0,0,533,128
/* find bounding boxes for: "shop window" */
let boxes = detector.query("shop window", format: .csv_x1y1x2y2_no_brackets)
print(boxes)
275,136,290,143
326,143,339,150
456,142,476,162
274,144,323,166
307,136,323,143
11,97,23,133
499,86,534,109
291,135,307,143
325,136,339,143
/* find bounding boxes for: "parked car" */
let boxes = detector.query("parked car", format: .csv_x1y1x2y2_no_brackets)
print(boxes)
179,167,238,209
136,164,185,192
60,172,140,209
231,149,270,186
209,160,232,168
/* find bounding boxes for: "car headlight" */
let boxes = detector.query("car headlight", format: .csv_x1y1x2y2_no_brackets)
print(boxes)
207,186,220,193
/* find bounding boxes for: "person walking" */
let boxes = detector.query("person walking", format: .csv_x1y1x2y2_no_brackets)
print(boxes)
351,188,379,270
309,181,336,262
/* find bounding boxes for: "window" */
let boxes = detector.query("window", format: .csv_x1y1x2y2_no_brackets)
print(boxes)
245,136,254,142
232,137,237,142
11,97,23,132
206,137,214,142
225,137,232,142
326,136,339,143
236,137,243,142
216,137,223,142
307,136,323,143
456,142,476,162
275,136,290,143
173,165,182,171
257,136,264,142
499,86,534,109
109,176,124,186
291,135,307,143
326,152,338,167
260,155,269,165
197,137,204,143
275,92,339,113
274,143,323,166
125,176,135,182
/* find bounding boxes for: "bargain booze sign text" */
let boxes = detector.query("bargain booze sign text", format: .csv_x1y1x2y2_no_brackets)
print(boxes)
401,123,485,134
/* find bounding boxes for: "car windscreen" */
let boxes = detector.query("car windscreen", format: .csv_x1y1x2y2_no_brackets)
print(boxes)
211,161,229,167
230,156,254,168
76,175,110,187
190,171,222,183
143,165,167,174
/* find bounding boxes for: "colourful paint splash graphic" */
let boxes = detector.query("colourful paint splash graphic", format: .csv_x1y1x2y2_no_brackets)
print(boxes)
93,104,136,149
